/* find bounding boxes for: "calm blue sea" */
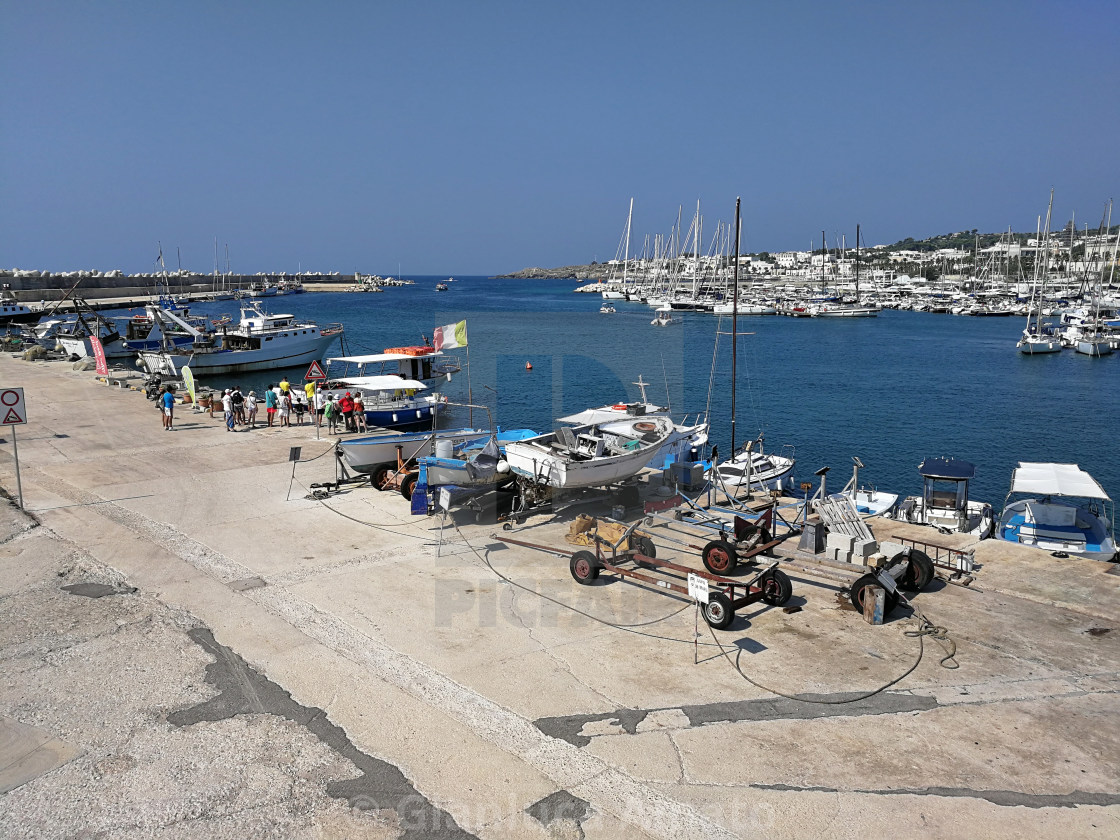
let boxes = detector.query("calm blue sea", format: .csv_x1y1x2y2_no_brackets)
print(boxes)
136,276,1119,507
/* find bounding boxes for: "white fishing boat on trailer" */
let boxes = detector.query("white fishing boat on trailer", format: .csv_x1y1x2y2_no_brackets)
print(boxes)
712,433,795,494
556,376,708,471
504,415,674,490
997,463,1117,562
138,300,342,375
883,457,994,538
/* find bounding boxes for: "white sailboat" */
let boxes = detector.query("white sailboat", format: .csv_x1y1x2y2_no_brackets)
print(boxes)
1019,192,1062,354
1076,220,1116,357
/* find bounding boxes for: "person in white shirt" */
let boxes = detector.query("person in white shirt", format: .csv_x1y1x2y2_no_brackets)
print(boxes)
221,389,235,432
278,391,291,428
245,391,258,429
313,387,326,427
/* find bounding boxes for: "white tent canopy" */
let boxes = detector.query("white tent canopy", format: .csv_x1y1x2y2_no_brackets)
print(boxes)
1009,462,1111,500
332,376,427,392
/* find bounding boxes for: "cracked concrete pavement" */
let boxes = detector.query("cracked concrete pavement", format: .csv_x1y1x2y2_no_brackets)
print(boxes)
1,354,1119,838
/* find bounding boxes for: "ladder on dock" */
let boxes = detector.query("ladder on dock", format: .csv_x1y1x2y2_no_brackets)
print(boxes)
815,495,874,542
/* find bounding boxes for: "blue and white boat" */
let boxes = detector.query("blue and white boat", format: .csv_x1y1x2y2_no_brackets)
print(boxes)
324,347,463,431
337,427,493,476
998,463,1117,562
419,429,540,489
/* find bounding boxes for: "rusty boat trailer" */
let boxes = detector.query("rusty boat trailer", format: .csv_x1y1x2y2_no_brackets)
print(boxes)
494,518,794,630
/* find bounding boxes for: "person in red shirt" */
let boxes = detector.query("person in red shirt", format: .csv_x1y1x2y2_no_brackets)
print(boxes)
338,392,355,432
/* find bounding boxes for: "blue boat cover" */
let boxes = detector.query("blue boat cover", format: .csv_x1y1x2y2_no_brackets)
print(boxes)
918,457,976,480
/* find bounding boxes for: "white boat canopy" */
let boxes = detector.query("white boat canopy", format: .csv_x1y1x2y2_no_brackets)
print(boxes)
333,376,428,392
558,405,659,425
326,352,443,365
1010,462,1111,500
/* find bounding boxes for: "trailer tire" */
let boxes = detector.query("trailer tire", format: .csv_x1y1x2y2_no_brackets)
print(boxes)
758,568,793,606
899,550,935,592
629,534,656,558
703,593,735,630
400,473,418,501
570,551,599,585
702,540,738,575
371,465,391,490
849,573,899,615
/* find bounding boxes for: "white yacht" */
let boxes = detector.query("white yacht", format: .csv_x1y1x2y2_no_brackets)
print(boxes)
138,301,342,375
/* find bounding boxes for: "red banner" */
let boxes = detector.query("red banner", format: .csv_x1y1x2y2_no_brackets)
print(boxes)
90,336,108,375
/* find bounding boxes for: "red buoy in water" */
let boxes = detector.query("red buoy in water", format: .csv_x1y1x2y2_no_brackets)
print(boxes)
525,362,533,371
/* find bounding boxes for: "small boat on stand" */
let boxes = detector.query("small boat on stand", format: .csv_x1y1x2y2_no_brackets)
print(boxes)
882,457,994,538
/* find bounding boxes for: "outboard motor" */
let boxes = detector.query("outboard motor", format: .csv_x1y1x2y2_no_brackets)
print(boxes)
144,374,164,400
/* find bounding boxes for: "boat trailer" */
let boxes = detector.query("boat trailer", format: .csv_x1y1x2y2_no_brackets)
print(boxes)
641,494,799,575
494,518,794,630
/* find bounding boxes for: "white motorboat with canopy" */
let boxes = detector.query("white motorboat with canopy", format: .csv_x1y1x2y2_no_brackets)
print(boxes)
998,463,1117,562
324,348,461,430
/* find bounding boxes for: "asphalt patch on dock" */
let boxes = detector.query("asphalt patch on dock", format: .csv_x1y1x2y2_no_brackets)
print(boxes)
170,628,479,839
535,692,938,747
525,790,592,838
61,583,137,598
750,782,1120,809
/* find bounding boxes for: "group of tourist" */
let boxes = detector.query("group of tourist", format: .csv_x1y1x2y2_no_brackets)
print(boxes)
185,375,368,435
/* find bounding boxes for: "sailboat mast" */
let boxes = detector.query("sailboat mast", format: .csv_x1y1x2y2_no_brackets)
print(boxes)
821,230,826,293
623,197,633,288
730,197,741,460
855,224,861,301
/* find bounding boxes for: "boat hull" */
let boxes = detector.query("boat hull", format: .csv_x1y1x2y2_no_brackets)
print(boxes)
338,428,490,473
505,418,673,489
998,499,1118,562
139,332,339,375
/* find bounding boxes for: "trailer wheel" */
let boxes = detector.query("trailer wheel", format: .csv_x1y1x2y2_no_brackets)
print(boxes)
399,473,418,500
702,540,738,575
758,568,793,606
703,593,735,630
899,550,935,592
371,465,391,490
849,573,899,615
570,551,599,585
629,534,656,558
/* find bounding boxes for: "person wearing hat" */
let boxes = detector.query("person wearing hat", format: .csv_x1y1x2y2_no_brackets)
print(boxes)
221,389,236,432
338,391,355,432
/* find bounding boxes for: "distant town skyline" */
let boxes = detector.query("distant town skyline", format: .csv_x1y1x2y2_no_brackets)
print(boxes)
2,1,1117,275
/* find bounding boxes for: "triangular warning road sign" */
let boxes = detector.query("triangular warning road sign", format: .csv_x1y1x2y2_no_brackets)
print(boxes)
305,360,327,380
3,408,23,425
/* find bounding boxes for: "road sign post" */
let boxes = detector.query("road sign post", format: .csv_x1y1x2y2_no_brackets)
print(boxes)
1,388,27,510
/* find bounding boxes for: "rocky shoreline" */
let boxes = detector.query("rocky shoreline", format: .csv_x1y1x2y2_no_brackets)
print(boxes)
494,263,611,280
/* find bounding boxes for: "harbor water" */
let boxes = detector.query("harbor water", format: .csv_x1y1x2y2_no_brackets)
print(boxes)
141,277,1117,509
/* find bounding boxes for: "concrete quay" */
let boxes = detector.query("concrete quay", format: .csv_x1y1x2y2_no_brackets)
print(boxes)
0,351,1118,838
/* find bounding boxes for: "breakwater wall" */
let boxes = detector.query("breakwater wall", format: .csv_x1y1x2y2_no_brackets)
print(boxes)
1,273,355,301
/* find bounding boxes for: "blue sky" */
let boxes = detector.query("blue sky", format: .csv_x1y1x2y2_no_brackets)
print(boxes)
2,1,1117,275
